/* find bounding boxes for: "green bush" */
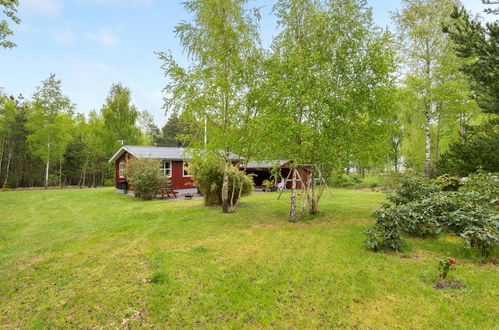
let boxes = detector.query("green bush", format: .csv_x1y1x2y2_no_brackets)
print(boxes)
365,170,499,257
329,173,355,187
103,178,114,187
387,171,439,205
460,170,499,206
188,153,253,206
365,207,404,252
432,174,461,191
126,158,164,200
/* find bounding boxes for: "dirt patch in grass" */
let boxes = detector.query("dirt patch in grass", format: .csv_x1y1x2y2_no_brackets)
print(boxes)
433,280,467,290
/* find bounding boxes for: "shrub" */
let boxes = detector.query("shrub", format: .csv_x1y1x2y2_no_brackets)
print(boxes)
387,171,439,205
126,158,164,200
460,170,499,206
365,170,499,257
329,173,355,187
188,153,253,206
364,206,404,251
103,178,115,187
433,174,461,191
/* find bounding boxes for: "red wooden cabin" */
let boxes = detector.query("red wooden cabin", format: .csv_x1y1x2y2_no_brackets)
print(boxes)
108,146,197,194
109,146,310,195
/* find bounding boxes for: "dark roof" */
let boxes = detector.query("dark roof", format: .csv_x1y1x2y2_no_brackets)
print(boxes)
108,145,241,163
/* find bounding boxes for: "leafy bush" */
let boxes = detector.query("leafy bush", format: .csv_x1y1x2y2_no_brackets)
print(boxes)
433,174,461,191
460,170,499,206
365,207,404,251
329,173,356,187
188,153,253,206
387,171,439,205
126,158,164,200
103,178,115,187
365,170,499,257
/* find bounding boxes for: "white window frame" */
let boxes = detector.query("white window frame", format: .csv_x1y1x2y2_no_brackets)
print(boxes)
183,162,191,177
119,162,125,178
160,161,172,177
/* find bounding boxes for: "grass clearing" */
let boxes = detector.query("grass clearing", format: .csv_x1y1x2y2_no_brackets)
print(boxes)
0,188,497,328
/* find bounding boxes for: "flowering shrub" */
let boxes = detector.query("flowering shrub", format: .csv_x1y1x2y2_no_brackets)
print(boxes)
438,258,457,279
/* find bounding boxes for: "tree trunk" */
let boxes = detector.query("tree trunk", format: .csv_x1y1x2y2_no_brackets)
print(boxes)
424,116,432,177
59,159,62,188
289,168,297,221
3,150,12,188
435,124,440,168
221,155,230,213
45,143,50,189
0,138,5,182
300,191,306,218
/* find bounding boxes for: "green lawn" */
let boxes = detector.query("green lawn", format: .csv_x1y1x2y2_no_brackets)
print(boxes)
0,188,497,328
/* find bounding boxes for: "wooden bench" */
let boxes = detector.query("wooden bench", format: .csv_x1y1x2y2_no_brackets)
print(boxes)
159,187,179,199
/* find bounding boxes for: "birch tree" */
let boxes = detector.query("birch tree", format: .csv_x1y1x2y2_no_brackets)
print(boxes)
393,0,479,176
0,0,20,48
27,74,74,188
262,0,396,220
158,0,262,213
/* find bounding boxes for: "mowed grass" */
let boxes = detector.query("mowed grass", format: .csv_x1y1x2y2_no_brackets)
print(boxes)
0,188,497,328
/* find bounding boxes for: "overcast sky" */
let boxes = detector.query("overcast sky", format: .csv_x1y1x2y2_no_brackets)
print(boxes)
0,0,496,127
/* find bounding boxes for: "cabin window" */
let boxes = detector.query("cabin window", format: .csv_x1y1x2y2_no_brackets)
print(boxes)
183,162,191,177
119,162,125,178
160,161,171,177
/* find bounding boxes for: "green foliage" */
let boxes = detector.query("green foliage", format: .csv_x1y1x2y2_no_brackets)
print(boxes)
103,178,114,187
365,207,404,252
101,83,141,155
329,173,357,188
460,170,499,205
365,170,499,257
154,112,200,147
387,171,439,205
188,152,253,206
432,174,461,191
445,7,499,115
393,0,481,175
438,258,457,280
126,158,164,200
437,121,499,177
0,0,20,48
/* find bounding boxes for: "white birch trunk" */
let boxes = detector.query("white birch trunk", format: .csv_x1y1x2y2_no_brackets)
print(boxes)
221,155,230,213
289,168,297,221
45,142,50,189
424,116,432,177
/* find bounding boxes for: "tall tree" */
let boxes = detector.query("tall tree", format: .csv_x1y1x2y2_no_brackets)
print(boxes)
445,7,499,115
137,110,160,146
0,0,20,48
393,0,479,176
262,0,396,220
101,83,141,154
154,112,200,147
158,0,262,213
27,74,74,189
